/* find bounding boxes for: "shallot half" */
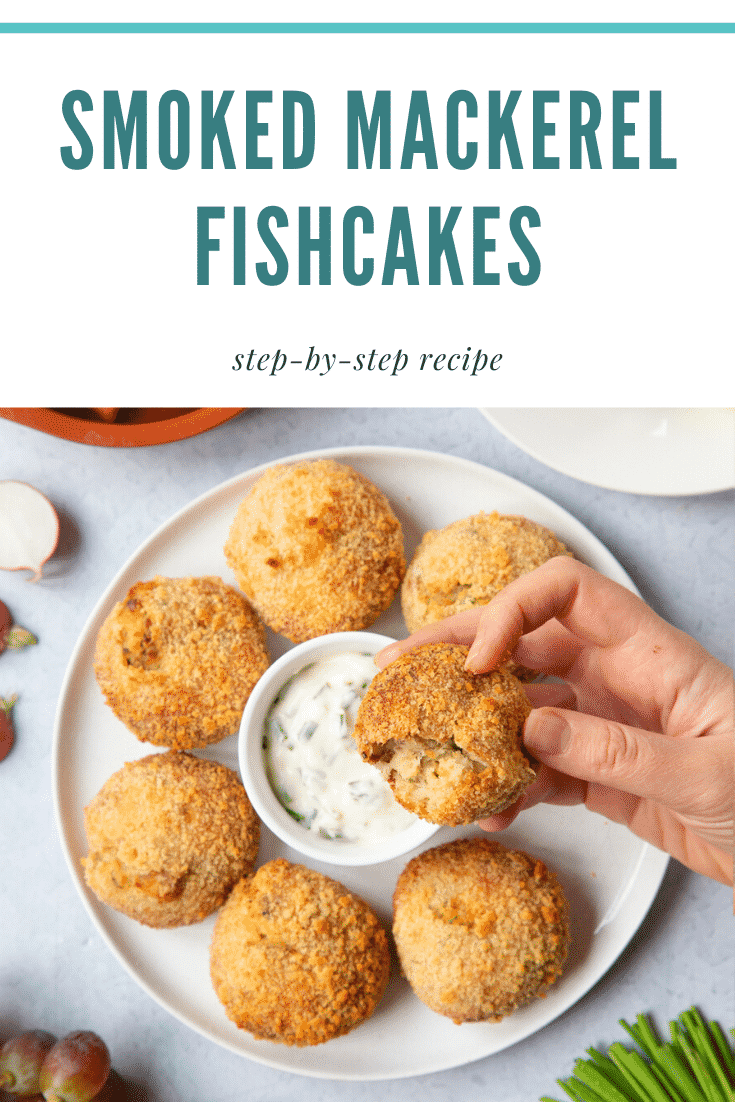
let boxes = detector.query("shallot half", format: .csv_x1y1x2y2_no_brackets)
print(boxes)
0,481,60,581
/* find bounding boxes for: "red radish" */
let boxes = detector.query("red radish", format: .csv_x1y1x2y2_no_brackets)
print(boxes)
0,481,60,581
0,695,17,761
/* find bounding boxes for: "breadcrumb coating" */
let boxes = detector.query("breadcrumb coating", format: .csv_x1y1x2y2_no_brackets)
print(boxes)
210,859,391,1046
94,575,270,749
393,837,569,1023
223,460,405,643
353,643,534,826
402,512,572,633
82,751,260,928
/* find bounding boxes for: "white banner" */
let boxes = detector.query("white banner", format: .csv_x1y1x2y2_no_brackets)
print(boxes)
1,22,732,405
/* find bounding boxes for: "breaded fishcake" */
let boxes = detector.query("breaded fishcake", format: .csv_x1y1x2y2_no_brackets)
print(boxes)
82,752,260,928
210,859,390,1046
402,511,572,632
393,837,569,1023
223,460,405,643
353,643,534,826
94,575,270,749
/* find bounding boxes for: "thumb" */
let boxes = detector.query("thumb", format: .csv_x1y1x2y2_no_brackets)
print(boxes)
522,707,714,819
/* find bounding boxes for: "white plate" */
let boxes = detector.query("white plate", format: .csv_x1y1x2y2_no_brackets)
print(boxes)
479,408,735,496
52,446,669,1081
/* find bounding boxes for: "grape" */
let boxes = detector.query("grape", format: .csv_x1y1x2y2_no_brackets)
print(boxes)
0,1031,56,1096
38,1033,110,1102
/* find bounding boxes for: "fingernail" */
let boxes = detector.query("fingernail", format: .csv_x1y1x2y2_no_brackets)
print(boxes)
524,708,570,758
465,637,485,671
375,643,400,668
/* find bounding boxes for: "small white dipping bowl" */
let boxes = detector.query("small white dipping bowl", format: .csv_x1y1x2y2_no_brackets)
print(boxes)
238,631,439,867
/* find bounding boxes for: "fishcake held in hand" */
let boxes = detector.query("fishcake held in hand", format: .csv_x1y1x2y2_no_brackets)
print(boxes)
94,574,270,749
353,643,534,825
82,751,260,928
393,837,569,1023
210,859,391,1046
402,511,571,632
223,459,405,642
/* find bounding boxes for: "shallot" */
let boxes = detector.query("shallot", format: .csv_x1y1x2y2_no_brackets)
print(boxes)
0,481,60,581
0,694,17,761
0,598,37,653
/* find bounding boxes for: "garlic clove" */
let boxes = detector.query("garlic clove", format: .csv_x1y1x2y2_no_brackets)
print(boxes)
0,481,60,581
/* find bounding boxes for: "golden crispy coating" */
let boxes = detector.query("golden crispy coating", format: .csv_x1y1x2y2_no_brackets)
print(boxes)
94,575,270,749
82,752,260,928
223,460,405,643
353,643,534,826
402,512,572,633
210,859,391,1046
393,837,569,1023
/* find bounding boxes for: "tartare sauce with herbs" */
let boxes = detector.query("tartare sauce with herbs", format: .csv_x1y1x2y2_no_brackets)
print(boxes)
263,652,416,844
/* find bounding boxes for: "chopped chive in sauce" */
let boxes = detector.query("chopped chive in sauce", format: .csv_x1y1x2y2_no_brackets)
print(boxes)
262,652,416,844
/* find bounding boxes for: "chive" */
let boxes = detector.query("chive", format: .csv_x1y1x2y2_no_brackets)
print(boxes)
542,1010,735,1102
652,1045,704,1102
683,1012,735,1101
617,1040,678,1102
619,1019,699,1102
571,1058,633,1102
556,1078,603,1102
676,1027,727,1102
585,1049,636,1097
710,1024,735,1081
608,1043,662,1102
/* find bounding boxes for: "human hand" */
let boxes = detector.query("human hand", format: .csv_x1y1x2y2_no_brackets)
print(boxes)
378,557,733,885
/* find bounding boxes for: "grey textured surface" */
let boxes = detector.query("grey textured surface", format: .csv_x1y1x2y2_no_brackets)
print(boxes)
0,407,732,1101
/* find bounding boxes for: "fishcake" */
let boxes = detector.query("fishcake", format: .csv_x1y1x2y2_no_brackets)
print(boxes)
94,574,270,749
223,459,405,643
353,643,534,826
210,859,391,1046
402,511,572,633
393,837,569,1023
82,752,260,928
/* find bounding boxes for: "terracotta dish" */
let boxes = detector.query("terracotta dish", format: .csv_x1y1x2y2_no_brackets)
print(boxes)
0,408,245,447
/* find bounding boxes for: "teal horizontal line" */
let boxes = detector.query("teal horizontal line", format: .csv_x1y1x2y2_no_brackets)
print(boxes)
0,22,733,33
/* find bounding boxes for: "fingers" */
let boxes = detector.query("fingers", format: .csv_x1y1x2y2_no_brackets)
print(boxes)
376,607,484,667
513,620,585,677
523,681,577,710
477,763,587,833
522,706,731,828
464,557,654,673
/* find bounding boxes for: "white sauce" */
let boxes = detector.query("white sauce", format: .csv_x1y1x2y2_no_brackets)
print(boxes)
263,652,416,844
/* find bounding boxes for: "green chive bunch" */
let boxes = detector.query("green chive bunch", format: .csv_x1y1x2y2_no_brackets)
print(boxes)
542,1008,735,1102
